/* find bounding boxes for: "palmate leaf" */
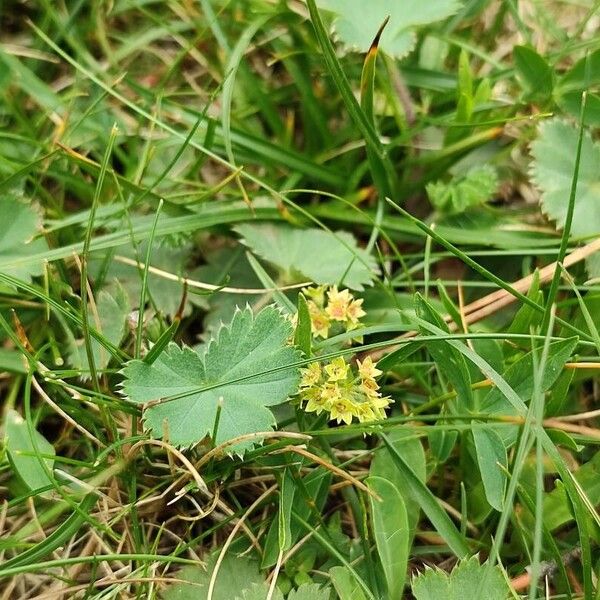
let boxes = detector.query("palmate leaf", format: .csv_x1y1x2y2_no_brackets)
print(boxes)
121,305,301,450
235,223,378,290
411,556,510,600
316,0,461,58
0,194,48,283
530,118,600,238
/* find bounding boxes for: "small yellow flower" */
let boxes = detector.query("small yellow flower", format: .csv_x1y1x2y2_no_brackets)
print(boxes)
325,286,353,321
354,403,376,423
324,356,349,382
357,356,382,381
360,377,380,396
371,395,392,410
308,301,330,339
303,388,329,415
346,298,366,324
300,362,321,388
329,398,356,425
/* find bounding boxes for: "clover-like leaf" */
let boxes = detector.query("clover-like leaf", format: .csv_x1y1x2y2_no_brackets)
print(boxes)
530,118,600,238
121,305,301,450
235,223,378,290
0,194,48,283
411,556,510,600
317,0,462,58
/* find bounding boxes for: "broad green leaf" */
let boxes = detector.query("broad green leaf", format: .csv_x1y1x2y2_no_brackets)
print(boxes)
541,449,600,532
162,553,266,600
415,293,474,411
481,337,578,444
278,468,295,552
470,338,504,377
0,194,48,283
68,282,130,376
411,556,510,600
122,305,301,450
287,583,330,600
530,118,600,237
329,566,368,600
367,476,409,599
426,165,498,215
316,0,461,59
5,409,55,493
513,45,554,100
0,348,27,374
370,428,426,534
471,426,507,512
428,426,458,464
235,223,378,290
381,433,470,558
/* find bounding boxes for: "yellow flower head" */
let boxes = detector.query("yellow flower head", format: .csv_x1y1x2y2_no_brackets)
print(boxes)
354,402,376,423
360,377,380,396
296,350,390,426
324,356,349,382
325,286,353,321
300,362,321,388
357,356,382,381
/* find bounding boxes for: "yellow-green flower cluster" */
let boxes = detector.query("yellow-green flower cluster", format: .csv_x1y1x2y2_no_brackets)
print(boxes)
303,285,366,339
298,356,391,425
